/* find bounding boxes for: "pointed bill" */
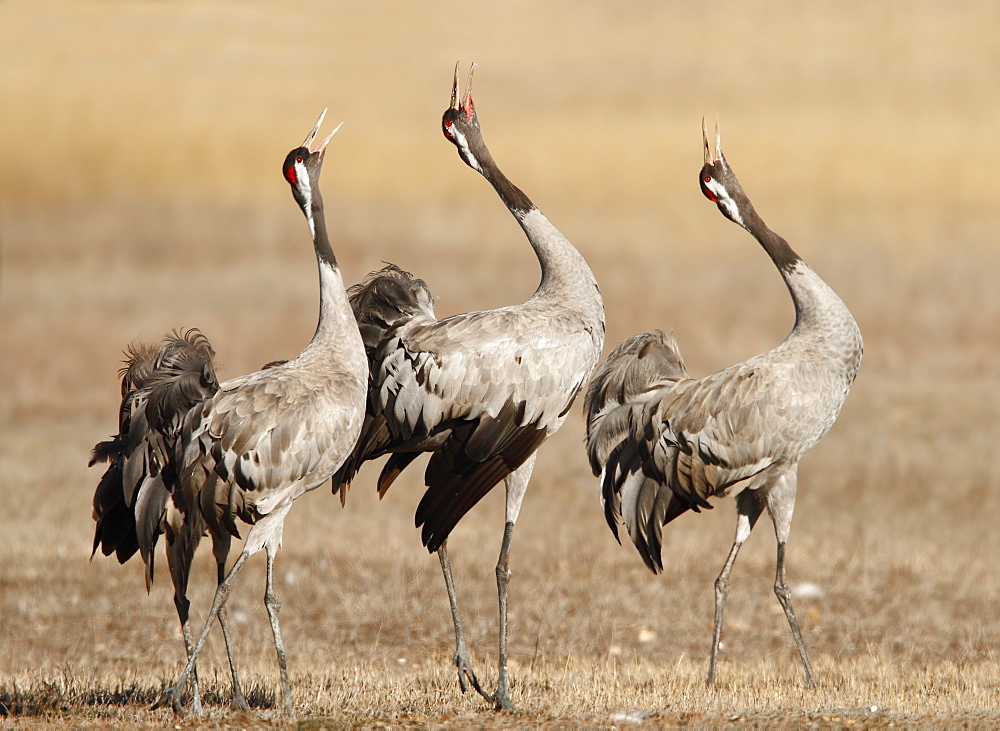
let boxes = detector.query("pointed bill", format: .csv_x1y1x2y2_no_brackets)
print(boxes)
715,114,722,162
451,61,461,110
315,121,343,156
702,117,712,164
303,108,328,148
464,62,477,113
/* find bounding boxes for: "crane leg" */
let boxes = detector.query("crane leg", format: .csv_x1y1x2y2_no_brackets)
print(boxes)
765,468,814,685
707,493,764,687
213,540,250,713
173,595,203,715
488,454,533,711
437,541,490,700
492,520,516,711
707,535,743,687
264,545,294,715
154,550,250,715
774,541,814,686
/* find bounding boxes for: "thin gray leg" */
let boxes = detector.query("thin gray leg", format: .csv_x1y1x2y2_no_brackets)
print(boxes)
707,492,764,687
213,542,250,712
486,454,534,711
765,467,814,685
173,595,203,715
154,550,250,715
707,537,743,687
437,540,490,700
774,541,815,686
264,546,294,715
492,520,516,711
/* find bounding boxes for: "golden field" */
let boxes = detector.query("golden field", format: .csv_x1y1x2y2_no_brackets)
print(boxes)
2,1,998,726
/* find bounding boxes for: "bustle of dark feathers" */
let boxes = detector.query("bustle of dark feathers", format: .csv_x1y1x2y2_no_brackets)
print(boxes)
415,398,546,552
347,263,435,357
331,264,435,501
90,329,218,582
585,330,697,573
333,264,547,551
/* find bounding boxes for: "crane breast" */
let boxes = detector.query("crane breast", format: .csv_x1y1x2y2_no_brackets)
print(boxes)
181,366,365,532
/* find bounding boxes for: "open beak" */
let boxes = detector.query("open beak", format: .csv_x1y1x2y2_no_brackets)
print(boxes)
702,115,723,165
302,109,343,158
450,61,477,118
315,121,343,158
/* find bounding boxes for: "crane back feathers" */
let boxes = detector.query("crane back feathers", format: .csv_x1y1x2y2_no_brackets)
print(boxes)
92,326,367,588
585,328,856,573
334,263,595,549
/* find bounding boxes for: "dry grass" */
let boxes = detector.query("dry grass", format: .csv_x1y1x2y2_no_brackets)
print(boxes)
3,0,1000,726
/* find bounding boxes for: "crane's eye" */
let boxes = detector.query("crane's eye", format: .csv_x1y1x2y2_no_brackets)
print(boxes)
703,175,711,183
296,156,303,163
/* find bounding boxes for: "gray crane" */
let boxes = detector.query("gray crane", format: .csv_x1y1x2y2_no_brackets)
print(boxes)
90,111,367,715
333,64,605,711
585,120,862,686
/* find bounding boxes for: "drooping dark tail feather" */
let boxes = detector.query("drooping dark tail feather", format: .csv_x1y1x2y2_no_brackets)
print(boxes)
585,331,697,574
416,400,546,553
91,459,139,563
88,342,161,564
376,452,422,497
331,413,393,501
601,442,695,575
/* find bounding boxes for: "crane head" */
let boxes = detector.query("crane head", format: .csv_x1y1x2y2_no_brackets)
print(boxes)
698,116,748,227
282,109,343,211
442,62,487,173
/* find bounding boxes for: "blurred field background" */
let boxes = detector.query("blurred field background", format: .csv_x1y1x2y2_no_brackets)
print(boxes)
2,0,999,725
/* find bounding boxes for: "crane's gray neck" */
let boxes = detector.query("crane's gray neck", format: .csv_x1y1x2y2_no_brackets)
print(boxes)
307,192,338,269
307,196,362,362
740,204,854,338
474,149,601,305
474,147,533,215
516,208,602,302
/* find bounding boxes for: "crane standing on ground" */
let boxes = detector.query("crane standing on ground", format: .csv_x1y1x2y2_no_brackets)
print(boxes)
91,111,367,715
585,120,862,686
333,64,605,711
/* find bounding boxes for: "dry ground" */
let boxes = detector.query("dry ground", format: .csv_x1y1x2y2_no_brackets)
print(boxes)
2,1,999,726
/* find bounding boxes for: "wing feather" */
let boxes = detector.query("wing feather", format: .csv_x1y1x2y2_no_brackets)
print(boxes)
335,264,602,548
586,331,829,571
90,329,219,585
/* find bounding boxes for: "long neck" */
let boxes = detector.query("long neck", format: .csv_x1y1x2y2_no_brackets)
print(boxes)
475,147,602,304
739,203,854,337
304,193,363,360
308,190,338,270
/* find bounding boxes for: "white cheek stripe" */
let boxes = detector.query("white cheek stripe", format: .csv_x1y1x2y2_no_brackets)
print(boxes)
705,178,744,228
296,161,315,237
451,129,482,173
722,198,743,227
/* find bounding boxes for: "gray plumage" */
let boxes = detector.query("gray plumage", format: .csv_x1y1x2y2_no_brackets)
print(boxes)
585,120,862,686
333,64,605,711
90,112,366,715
